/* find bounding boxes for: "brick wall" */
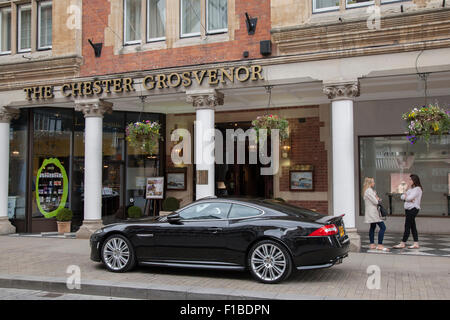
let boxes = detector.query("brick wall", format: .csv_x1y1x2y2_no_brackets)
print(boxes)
280,115,329,214
81,0,272,77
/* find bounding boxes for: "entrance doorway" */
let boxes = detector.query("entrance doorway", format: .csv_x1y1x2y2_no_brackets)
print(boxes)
215,122,273,199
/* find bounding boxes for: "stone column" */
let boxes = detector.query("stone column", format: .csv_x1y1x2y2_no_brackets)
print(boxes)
186,89,224,200
323,81,361,252
0,107,20,234
75,99,113,239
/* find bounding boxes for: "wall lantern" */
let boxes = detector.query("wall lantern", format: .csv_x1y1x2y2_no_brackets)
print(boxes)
88,39,103,58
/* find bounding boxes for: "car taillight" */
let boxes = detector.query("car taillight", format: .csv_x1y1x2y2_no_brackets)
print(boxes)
308,224,338,237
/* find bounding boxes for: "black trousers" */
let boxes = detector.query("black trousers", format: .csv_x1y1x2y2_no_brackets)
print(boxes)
402,208,419,242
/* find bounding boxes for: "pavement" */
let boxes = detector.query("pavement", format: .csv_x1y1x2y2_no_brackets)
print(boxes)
0,234,449,300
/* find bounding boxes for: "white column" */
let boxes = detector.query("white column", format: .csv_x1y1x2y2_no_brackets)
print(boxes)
75,99,113,238
0,107,19,234
187,90,224,200
323,81,361,251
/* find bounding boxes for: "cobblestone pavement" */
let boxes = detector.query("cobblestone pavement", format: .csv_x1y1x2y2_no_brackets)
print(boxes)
0,235,449,300
0,287,134,300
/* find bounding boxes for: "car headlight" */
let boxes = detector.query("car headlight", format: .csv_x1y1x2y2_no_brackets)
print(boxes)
93,228,104,235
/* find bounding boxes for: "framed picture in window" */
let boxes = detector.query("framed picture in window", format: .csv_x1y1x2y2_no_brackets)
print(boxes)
167,168,187,191
146,177,164,199
289,170,314,191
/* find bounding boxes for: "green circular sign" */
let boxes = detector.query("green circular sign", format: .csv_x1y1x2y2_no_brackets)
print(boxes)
35,158,69,218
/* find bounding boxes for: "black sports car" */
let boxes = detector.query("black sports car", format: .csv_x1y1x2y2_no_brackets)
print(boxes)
90,198,349,283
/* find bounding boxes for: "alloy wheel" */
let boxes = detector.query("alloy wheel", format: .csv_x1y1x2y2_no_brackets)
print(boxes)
102,237,131,271
250,243,287,282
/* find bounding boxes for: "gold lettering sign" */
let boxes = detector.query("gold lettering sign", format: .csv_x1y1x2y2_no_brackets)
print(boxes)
24,66,263,101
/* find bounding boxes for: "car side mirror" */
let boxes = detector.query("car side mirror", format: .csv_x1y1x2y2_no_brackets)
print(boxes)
167,212,181,224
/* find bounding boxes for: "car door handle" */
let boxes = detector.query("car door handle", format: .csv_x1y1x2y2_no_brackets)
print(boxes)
207,227,223,233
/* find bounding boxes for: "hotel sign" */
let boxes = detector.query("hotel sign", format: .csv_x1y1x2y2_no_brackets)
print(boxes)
23,65,264,101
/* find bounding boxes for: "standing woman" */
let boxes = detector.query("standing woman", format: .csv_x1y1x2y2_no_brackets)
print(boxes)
363,177,389,251
393,174,423,249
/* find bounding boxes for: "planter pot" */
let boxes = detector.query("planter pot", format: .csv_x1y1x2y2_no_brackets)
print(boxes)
57,221,71,234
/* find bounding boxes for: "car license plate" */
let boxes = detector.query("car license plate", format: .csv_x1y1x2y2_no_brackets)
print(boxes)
339,226,345,237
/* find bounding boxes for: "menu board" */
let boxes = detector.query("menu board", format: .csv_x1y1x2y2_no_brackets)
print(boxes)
36,158,69,218
146,177,164,199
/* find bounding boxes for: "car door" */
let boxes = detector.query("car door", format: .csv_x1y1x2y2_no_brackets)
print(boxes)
149,202,231,264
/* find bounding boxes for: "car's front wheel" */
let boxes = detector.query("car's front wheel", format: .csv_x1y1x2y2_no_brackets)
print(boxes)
248,240,293,284
101,234,136,272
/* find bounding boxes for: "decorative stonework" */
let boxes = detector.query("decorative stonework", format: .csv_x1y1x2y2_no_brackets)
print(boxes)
74,99,113,118
186,90,224,109
0,107,20,123
323,82,360,100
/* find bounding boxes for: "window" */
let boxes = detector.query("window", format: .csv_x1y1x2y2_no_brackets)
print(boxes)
359,135,450,217
147,0,165,41
124,0,142,44
206,0,227,34
38,1,52,50
0,7,11,54
181,0,201,37
346,0,374,8
228,204,262,219
18,4,32,52
313,0,340,13
178,202,231,220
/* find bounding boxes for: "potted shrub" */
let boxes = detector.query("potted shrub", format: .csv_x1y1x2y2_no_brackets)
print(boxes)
125,120,162,155
160,197,181,216
402,104,449,146
127,206,142,219
56,208,73,234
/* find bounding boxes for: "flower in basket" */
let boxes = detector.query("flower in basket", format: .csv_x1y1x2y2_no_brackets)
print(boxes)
126,121,162,154
251,114,289,142
401,104,449,145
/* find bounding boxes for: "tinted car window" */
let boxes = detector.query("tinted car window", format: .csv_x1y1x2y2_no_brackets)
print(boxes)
228,204,262,219
178,202,231,220
260,200,324,220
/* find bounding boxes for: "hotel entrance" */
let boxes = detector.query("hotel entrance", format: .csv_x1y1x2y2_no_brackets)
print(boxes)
215,122,273,199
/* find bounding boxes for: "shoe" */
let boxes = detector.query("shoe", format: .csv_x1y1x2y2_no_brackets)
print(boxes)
393,243,406,249
369,244,376,250
376,246,390,252
408,243,419,249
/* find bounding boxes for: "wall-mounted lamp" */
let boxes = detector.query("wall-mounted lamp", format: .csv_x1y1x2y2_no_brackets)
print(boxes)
245,12,257,35
88,39,103,58
282,145,291,159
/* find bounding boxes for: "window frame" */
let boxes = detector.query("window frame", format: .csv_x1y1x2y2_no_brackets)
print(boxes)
180,0,201,38
312,0,340,14
205,0,227,35
0,6,12,55
124,0,142,45
37,0,52,51
18,4,32,53
147,0,166,43
345,0,375,9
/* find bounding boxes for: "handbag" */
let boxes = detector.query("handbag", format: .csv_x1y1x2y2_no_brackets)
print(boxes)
377,202,388,218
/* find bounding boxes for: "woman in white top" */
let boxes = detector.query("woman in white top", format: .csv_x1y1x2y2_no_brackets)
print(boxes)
393,174,423,249
363,177,389,251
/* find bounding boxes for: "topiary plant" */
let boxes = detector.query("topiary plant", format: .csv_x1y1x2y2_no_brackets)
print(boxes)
162,197,180,212
127,206,142,219
56,208,73,222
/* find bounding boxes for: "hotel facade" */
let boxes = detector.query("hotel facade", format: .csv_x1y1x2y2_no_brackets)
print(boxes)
0,0,449,250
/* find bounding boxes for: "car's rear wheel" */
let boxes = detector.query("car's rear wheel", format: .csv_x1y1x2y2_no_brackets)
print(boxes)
101,234,136,272
248,240,292,284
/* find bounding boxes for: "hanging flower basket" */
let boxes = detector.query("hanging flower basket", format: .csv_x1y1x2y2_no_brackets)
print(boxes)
251,114,289,142
401,104,450,145
125,121,162,155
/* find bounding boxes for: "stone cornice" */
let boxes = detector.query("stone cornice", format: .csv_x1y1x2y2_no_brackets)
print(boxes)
272,8,450,58
74,99,113,118
0,55,82,91
0,106,20,123
186,90,224,110
323,81,360,100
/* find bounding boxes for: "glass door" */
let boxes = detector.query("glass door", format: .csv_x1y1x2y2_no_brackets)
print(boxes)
31,108,72,233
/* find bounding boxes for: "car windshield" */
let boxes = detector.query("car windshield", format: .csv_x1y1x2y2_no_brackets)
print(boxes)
260,200,325,220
